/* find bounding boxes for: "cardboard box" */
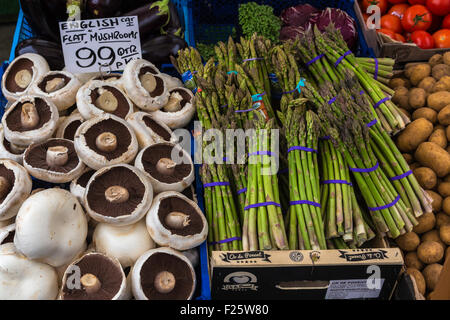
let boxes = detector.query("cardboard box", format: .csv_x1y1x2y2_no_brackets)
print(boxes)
210,248,404,300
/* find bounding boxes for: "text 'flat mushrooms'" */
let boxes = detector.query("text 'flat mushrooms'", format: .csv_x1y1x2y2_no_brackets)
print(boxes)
126,112,176,149
0,126,25,164
0,243,58,300
30,70,82,111
135,142,194,194
122,59,169,111
70,168,95,207
146,191,207,251
84,164,153,226
60,252,129,300
93,219,155,268
131,247,196,300
1,53,50,102
55,112,84,141
0,159,32,222
14,188,88,267
23,138,85,183
76,81,134,120
150,87,195,129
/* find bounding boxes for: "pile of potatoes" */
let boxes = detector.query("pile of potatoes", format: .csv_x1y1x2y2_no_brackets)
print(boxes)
391,52,450,299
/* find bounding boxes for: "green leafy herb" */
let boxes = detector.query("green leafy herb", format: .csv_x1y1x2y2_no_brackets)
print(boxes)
238,2,281,43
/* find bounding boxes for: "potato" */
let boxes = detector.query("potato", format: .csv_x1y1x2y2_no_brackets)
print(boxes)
444,175,450,182
422,230,445,251
412,108,437,123
417,241,444,264
413,167,437,189
405,252,424,270
409,88,427,109
403,153,414,164
427,190,443,212
398,95,411,110
429,128,447,149
410,162,421,170
447,145,450,153
442,197,450,216
390,77,411,89
406,268,426,295
415,142,450,177
432,76,450,92
396,231,420,251
447,126,450,141
440,224,450,244
429,54,443,67
436,212,450,227
392,86,408,103
438,105,450,126
411,64,432,85
434,124,445,131
432,64,450,80
413,212,436,234
446,246,450,259
423,263,443,291
428,92,450,111
444,51,450,66
418,77,436,92
438,182,450,197
397,119,433,152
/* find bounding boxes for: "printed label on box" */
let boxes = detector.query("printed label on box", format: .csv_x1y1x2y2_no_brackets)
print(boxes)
325,279,385,300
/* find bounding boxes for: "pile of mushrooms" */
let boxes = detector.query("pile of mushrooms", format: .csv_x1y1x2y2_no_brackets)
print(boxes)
0,53,203,300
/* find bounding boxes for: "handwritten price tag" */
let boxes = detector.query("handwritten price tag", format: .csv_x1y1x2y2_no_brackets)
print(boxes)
59,16,142,74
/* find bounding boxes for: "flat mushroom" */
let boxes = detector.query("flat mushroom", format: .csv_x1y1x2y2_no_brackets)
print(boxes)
0,159,32,222
1,53,50,102
0,126,25,164
126,112,177,149
131,247,196,300
159,73,183,90
84,164,153,226
135,142,194,194
76,80,134,120
150,87,195,129
182,248,199,268
74,114,139,170
70,168,96,207
23,138,85,183
55,112,84,141
122,59,169,111
0,243,59,300
0,223,15,245
30,70,82,111
89,73,123,88
14,188,88,267
59,252,129,300
1,95,59,147
146,191,208,251
93,219,156,268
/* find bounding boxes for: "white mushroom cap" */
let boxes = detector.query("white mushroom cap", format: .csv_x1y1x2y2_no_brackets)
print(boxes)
0,126,25,164
74,114,139,170
93,219,155,268
126,112,177,149
122,59,169,111
0,243,58,300
0,159,32,222
70,168,95,208
2,95,59,147
87,73,123,89
182,248,199,268
1,53,50,102
29,70,82,111
76,80,134,120
150,87,195,129
159,73,183,90
131,247,196,300
55,112,84,140
14,188,88,267
63,68,98,84
146,191,208,251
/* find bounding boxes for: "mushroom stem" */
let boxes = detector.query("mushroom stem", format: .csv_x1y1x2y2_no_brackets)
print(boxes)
45,77,65,93
0,176,10,199
154,271,176,294
9,143,26,154
95,132,117,152
46,146,69,167
20,103,40,130
95,89,118,112
156,158,177,176
139,73,157,93
81,273,102,294
15,69,32,89
105,186,129,204
163,92,183,113
165,212,190,229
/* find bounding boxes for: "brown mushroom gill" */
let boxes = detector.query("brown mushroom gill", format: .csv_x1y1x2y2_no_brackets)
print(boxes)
0,164,15,202
138,67,164,97
76,169,95,188
158,197,203,236
86,166,145,218
63,120,82,140
5,58,33,93
94,74,121,82
6,98,51,132
90,86,130,118
140,252,193,300
0,230,15,245
84,119,131,160
141,145,191,183
37,74,70,93
3,139,24,155
25,140,79,173
142,116,171,141
62,254,123,300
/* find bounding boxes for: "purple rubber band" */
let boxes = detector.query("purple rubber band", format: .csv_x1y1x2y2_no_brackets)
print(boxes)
209,236,242,245
390,170,413,181
368,194,401,211
373,97,390,109
360,90,365,95
204,181,230,188
243,57,264,62
306,54,325,66
349,162,379,173
278,168,289,174
320,136,331,140
235,107,256,113
244,202,281,211
249,151,276,157
220,104,228,108
290,200,322,208
367,119,378,128
321,180,353,186
334,50,352,67
328,96,337,105
374,58,379,80
237,188,247,195
287,146,318,154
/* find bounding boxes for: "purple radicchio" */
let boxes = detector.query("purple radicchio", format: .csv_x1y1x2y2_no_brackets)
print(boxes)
315,8,357,50
280,4,320,28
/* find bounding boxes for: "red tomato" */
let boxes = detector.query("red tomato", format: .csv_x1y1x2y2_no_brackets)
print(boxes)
442,14,450,28
394,33,407,41
388,0,407,3
426,0,450,16
433,28,450,47
408,0,426,4
389,3,410,18
377,28,397,39
429,14,444,32
411,30,435,47
362,0,388,14
381,14,404,33
402,5,433,31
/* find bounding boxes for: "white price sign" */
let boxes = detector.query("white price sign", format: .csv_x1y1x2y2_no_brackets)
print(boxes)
59,16,142,74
